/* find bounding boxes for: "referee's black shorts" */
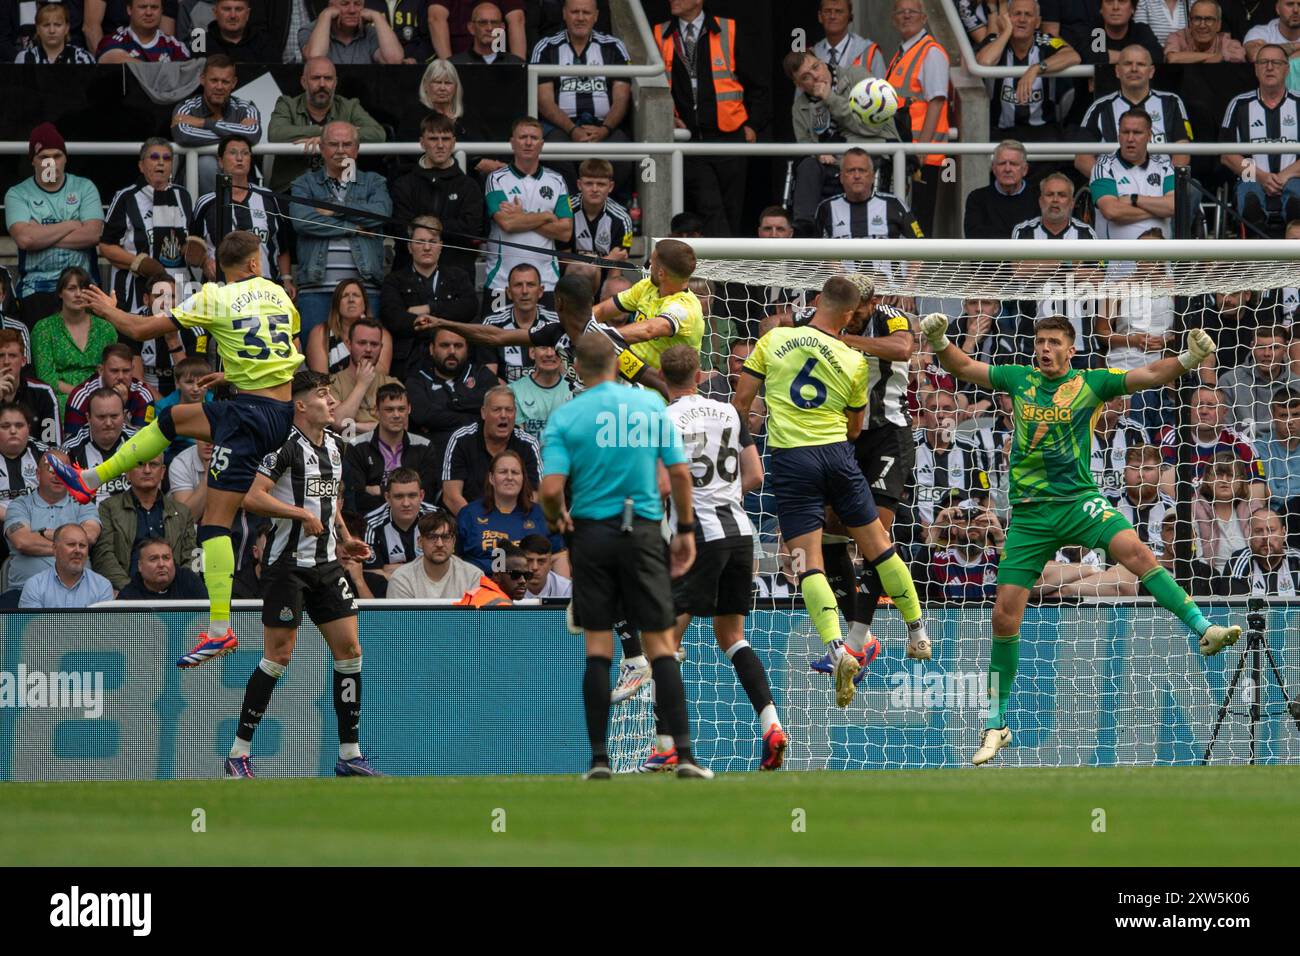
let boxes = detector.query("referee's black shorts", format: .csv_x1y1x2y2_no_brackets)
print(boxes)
673,535,754,618
854,422,915,510
570,517,675,632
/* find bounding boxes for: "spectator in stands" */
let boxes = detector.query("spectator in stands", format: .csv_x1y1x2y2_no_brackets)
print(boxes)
151,355,207,464
952,298,1019,417
300,0,405,63
84,0,178,53
1159,385,1267,493
268,57,386,193
331,318,400,437
15,2,96,62
363,467,439,590
405,327,499,454
62,388,136,504
291,121,392,340
667,211,705,237
32,268,117,416
479,542,529,602
0,405,41,524
448,2,523,63
1244,0,1300,58
964,140,1039,239
508,344,570,442
700,337,754,402
653,0,766,237
19,522,112,608
481,264,559,382
391,114,484,278
521,532,571,597
816,148,924,242
1083,0,1164,62
168,437,212,515
407,58,470,143
91,453,195,591
885,0,951,236
0,268,28,363
64,343,152,433
1112,442,1172,549
1260,385,1300,544
1164,0,1247,61
231,521,265,598
385,508,483,598
1193,453,1262,570
5,124,104,330
170,55,261,198
440,385,540,514
977,0,1081,141
913,388,996,530
96,0,189,60
816,0,886,74
193,136,292,290
924,497,1003,601
307,277,394,377
343,383,437,514
483,116,573,310
1220,45,1300,232
201,0,274,62
1137,0,1188,42
1076,46,1192,179
1219,324,1300,433
2,454,100,605
1092,394,1152,495
1218,506,1300,592
0,329,60,447
1154,510,1216,589
712,208,807,336
1090,110,1174,240
564,160,634,293
431,0,525,59
456,447,563,571
118,535,206,599
372,0,434,62
99,138,206,315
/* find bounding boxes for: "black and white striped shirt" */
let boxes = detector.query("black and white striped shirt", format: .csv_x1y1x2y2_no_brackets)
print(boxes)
194,186,288,281
981,30,1071,129
64,425,138,503
484,305,560,382
102,180,198,312
1081,89,1193,145
858,304,913,430
1115,490,1172,554
14,44,96,64
1220,89,1300,174
1011,215,1097,241
1224,547,1300,596
569,195,634,259
913,428,996,525
258,426,345,569
666,393,754,543
816,191,924,240
364,500,441,568
0,440,45,502
530,30,630,122
1092,416,1151,499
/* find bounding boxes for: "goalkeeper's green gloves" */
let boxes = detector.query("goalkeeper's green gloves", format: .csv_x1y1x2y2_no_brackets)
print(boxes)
919,312,951,351
1179,328,1215,371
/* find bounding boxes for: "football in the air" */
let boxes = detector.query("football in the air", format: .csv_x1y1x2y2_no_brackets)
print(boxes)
848,77,900,128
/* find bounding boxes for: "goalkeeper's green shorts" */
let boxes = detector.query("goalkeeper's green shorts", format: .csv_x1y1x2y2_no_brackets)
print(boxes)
997,495,1135,590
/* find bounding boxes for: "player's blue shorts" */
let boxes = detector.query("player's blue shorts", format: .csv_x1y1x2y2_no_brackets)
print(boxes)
769,441,879,539
202,393,294,494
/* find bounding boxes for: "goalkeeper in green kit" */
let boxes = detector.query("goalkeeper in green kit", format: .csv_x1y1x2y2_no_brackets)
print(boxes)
919,313,1242,766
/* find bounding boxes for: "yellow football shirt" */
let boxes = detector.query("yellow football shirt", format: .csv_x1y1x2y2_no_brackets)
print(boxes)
171,276,303,391
614,277,704,368
743,325,869,449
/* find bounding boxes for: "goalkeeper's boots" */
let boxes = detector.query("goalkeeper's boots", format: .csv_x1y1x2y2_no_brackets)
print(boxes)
177,628,239,668
335,756,383,777
1199,624,1242,657
224,756,255,778
611,656,651,703
636,746,678,773
833,647,861,708
971,726,1013,766
809,635,880,687
760,725,788,771
45,453,96,505
676,761,714,780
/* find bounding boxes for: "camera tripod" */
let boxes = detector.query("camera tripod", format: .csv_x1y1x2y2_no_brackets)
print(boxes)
1202,598,1300,765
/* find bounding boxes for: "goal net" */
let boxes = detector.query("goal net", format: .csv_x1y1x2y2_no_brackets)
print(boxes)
612,238,1300,772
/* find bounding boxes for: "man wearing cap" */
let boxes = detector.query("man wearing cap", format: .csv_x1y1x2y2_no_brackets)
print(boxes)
4,123,104,330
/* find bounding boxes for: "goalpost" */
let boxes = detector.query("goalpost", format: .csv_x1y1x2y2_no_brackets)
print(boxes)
610,238,1300,772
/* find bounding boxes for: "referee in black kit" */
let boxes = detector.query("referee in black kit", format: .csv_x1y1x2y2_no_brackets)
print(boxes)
538,332,711,779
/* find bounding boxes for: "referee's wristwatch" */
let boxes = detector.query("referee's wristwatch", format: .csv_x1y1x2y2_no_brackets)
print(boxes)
676,521,696,534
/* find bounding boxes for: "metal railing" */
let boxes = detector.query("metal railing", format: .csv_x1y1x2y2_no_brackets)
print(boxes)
936,0,1095,78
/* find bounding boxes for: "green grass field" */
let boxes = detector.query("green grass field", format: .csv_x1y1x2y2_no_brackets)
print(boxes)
2,766,1297,866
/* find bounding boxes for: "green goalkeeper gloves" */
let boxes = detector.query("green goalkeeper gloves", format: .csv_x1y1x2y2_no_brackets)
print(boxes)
919,312,951,351
1179,328,1215,370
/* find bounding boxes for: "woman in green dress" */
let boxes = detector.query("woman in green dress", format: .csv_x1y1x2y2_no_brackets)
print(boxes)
31,266,118,416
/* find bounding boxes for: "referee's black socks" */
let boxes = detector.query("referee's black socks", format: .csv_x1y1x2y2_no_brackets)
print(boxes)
651,656,695,764
583,656,612,762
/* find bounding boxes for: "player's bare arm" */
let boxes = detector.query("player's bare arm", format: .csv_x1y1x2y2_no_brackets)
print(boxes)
919,312,993,389
841,328,914,362
80,284,176,341
1124,329,1215,392
591,296,628,325
665,461,696,578
633,364,671,401
539,473,573,534
424,317,526,347
731,367,763,424
740,444,763,494
845,406,866,441
615,316,675,344
336,506,372,562
242,473,325,538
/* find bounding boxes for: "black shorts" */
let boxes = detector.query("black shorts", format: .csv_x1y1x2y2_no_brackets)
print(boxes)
672,535,754,617
769,442,879,539
570,517,674,632
854,423,915,509
202,393,295,494
260,560,359,629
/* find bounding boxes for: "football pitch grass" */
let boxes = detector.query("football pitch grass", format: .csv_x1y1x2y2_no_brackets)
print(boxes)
3,766,1297,866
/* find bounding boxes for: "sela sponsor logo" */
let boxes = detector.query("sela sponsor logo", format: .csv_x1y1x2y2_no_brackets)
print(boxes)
49,886,151,936
0,666,103,718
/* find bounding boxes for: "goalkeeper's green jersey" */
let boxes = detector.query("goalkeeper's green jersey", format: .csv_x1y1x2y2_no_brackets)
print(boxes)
988,364,1131,505
171,276,302,392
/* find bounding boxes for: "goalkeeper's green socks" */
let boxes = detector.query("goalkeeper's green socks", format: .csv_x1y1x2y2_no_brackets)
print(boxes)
800,570,843,646
87,420,174,490
985,633,1021,731
199,526,236,636
1140,567,1210,636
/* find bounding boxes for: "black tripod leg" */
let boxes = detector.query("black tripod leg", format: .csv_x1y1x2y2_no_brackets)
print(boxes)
1250,641,1263,765
1202,639,1250,765
1260,642,1300,733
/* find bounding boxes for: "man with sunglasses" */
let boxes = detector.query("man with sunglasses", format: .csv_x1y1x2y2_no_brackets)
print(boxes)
1221,42,1300,232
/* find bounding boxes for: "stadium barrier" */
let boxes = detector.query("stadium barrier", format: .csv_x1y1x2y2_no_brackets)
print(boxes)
1,602,1296,780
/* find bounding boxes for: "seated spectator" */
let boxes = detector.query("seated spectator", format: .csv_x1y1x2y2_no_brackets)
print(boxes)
5,124,104,330
299,0,405,63
194,137,291,289
291,122,392,339
231,522,266,599
0,404,43,518
1183,289,1276,374
0,267,30,364
19,523,112,608
714,208,809,335
1260,385,1300,544
32,267,118,416
390,114,485,278
446,2,524,65
307,278,394,376
815,149,924,252
363,467,440,593
456,448,564,571
170,55,261,198
343,383,438,514
151,356,209,463
61,389,137,503
1076,45,1192,179
952,298,1019,417
372,0,435,62
168,438,212,515
96,0,190,61
267,57,386,193
1219,507,1300,593
1091,111,1174,242
913,388,996,530
815,0,887,73
405,59,471,145
509,345,571,442
924,497,1003,601
64,343,153,434
91,454,196,591
1112,442,1172,549
700,338,755,402
432,0,526,59
1083,0,1164,63
1012,171,1098,249
565,160,634,293
1193,453,1262,571
117,535,207,599
1158,386,1267,492
385,509,483,598
482,264,560,382
330,318,400,437
1163,0,1246,61
1093,395,1152,495
1155,511,1216,591
0,329,61,447
440,386,541,514
84,0,178,52
1219,324,1300,434
976,0,1081,141
405,327,500,456
380,215,479,382
521,531,572,597
15,2,96,62
964,140,1039,240
1137,0,1188,42
127,274,190,400
1,453,100,605
201,0,275,62
476,542,530,602
1220,47,1300,233
1244,0,1300,59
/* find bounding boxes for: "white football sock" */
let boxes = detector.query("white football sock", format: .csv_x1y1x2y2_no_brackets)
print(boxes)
846,622,870,653
339,743,362,760
229,738,251,758
759,704,779,735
